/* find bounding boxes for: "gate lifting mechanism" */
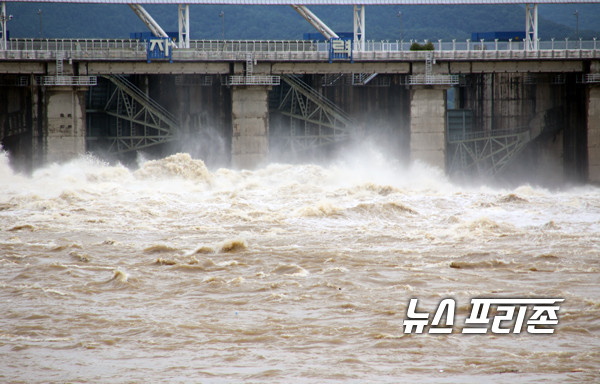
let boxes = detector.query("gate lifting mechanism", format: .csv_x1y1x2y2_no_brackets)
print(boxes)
448,129,533,177
274,75,355,155
101,75,178,154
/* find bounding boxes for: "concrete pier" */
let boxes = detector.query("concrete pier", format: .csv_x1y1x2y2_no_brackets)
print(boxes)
410,87,447,171
588,86,600,183
44,87,86,163
231,86,270,169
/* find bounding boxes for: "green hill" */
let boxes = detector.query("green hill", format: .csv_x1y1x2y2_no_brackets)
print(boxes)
4,2,600,41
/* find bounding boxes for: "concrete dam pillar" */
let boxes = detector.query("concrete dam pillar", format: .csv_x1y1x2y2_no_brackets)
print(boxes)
410,87,447,171
588,85,600,183
231,86,270,169
43,87,86,163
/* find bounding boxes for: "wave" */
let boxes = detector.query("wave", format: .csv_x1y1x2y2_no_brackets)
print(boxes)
144,244,181,254
70,251,91,262
8,224,35,232
219,239,248,253
194,246,215,254
50,243,82,252
271,264,309,277
346,201,418,216
111,269,130,283
134,153,212,183
541,220,561,230
154,258,178,266
449,259,516,270
497,193,529,204
456,217,518,236
296,201,343,218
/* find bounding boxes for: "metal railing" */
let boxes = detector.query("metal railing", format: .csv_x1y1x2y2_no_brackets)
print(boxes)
447,126,530,144
408,74,460,85
1,38,599,62
583,73,600,83
36,75,97,86
226,75,281,86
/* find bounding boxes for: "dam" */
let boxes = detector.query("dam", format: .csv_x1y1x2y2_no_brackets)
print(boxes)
1,0,599,184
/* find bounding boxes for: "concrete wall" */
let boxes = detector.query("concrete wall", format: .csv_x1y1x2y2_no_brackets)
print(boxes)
410,87,447,171
458,73,588,183
1,82,86,168
231,86,270,169
458,73,535,133
588,86,600,183
43,87,87,163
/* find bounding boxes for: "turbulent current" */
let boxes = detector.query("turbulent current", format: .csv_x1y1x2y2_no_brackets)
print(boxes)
1,150,599,383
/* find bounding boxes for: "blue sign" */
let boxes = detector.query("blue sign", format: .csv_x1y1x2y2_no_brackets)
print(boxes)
147,38,173,63
329,38,353,63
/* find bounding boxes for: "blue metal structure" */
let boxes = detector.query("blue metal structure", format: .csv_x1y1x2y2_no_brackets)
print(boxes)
146,36,173,62
329,37,353,62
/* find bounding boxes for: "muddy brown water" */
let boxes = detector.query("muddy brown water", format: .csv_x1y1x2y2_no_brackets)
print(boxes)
1,152,599,383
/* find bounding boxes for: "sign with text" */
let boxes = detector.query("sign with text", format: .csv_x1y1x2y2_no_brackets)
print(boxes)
329,38,353,63
146,37,173,63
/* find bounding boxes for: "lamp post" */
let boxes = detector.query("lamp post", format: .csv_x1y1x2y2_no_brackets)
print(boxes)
397,11,402,41
37,9,42,38
219,11,224,40
574,10,579,39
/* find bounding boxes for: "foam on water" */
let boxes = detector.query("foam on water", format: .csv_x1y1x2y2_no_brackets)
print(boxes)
1,148,600,383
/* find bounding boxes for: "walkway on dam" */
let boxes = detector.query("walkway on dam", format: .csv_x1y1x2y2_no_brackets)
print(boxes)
2,38,600,63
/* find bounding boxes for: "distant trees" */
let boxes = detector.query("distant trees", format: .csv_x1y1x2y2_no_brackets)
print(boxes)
409,41,435,51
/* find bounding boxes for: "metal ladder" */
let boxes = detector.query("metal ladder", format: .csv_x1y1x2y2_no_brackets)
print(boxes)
246,53,253,76
56,52,64,76
425,51,433,77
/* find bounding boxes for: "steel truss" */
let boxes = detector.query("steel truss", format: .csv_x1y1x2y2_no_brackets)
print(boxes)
321,73,388,87
353,5,365,51
353,72,378,85
178,4,190,49
102,75,178,153
447,128,532,177
291,5,338,40
274,74,354,154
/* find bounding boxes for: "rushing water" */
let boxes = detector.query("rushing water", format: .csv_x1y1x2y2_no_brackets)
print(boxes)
1,149,599,383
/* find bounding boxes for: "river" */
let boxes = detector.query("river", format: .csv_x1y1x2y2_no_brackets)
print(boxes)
1,149,599,383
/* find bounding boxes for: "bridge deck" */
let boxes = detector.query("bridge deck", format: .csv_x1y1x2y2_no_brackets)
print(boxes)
1,38,599,62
